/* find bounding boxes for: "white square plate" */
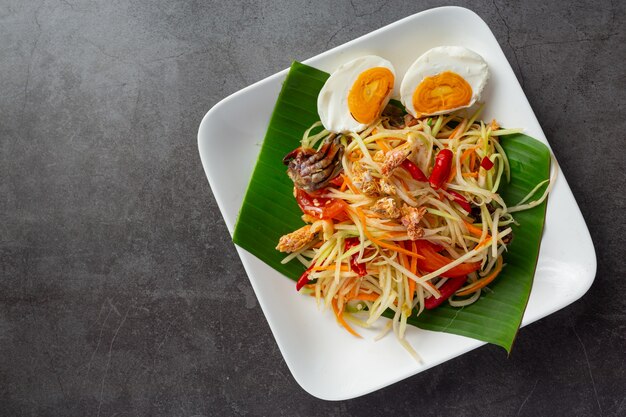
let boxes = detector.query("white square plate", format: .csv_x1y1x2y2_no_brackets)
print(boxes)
198,6,596,400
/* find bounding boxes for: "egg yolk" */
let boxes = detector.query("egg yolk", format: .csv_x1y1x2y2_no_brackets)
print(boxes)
412,71,472,115
348,67,394,124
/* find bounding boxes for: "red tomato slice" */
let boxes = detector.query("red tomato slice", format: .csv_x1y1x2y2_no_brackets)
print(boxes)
295,189,348,221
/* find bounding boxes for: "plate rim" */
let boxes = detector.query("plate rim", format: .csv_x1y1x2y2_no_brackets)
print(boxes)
197,5,597,400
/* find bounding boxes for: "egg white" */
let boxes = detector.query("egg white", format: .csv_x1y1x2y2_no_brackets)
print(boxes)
400,46,489,117
317,55,396,133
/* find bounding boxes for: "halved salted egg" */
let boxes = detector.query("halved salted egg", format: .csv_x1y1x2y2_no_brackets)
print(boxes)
318,56,395,133
400,46,489,117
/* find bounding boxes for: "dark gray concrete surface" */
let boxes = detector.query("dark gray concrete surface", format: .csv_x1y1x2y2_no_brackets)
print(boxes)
1,0,624,415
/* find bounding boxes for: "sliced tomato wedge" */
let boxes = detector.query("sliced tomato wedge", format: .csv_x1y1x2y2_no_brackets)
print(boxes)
413,240,480,277
295,189,348,221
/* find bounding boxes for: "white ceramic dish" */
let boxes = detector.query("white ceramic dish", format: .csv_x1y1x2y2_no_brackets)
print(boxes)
198,6,596,400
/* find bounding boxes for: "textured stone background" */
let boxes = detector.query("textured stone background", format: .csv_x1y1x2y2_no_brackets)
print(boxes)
1,0,625,416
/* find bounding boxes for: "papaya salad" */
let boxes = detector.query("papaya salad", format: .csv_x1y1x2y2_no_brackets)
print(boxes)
275,47,552,358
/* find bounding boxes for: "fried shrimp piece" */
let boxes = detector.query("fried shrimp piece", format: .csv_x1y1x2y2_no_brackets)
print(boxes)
276,225,314,253
400,204,427,240
277,218,335,253
379,178,396,195
381,148,411,176
371,197,401,219
352,161,380,197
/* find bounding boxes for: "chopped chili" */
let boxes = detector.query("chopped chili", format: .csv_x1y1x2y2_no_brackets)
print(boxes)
401,160,428,182
447,190,472,213
344,237,367,277
480,156,494,170
424,276,468,309
295,265,314,291
429,149,453,189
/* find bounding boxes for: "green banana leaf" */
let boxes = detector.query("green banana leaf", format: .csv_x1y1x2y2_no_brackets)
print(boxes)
233,61,550,352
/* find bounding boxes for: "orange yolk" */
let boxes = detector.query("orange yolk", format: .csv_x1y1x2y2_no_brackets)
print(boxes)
348,67,394,124
412,71,472,115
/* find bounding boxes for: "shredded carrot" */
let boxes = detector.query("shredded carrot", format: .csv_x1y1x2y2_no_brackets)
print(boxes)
368,234,420,258
405,242,416,302
312,265,350,272
376,139,391,153
447,126,461,139
348,292,380,302
456,256,504,296
357,208,425,259
410,241,418,276
408,278,416,303
448,120,467,139
463,220,490,239
474,237,492,250
348,149,363,162
341,173,360,194
340,179,348,192
378,231,408,239
459,147,479,180
447,163,457,183
460,146,478,164
331,298,361,338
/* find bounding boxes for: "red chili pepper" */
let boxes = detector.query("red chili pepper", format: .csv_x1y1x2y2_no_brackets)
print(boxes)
401,160,428,182
296,265,314,291
447,190,472,213
429,149,453,189
424,276,468,309
480,156,494,170
344,237,367,277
